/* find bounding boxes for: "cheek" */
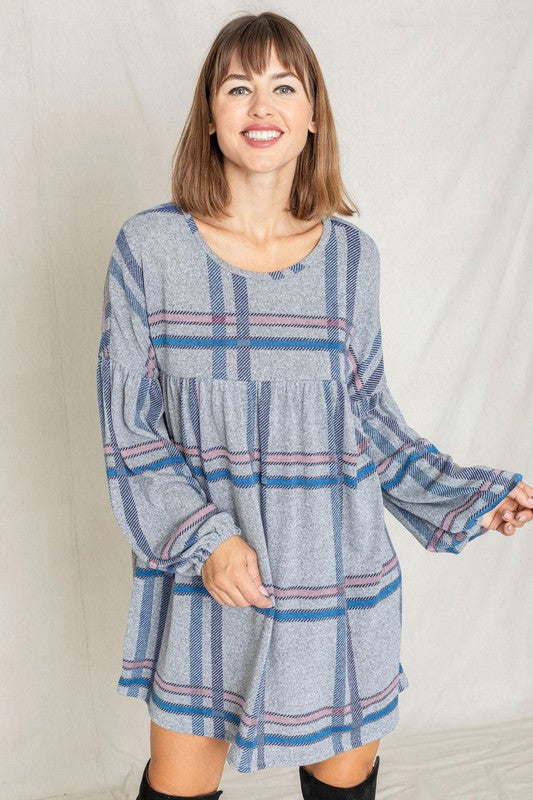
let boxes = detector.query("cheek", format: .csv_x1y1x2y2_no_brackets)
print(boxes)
287,106,314,130
211,103,237,130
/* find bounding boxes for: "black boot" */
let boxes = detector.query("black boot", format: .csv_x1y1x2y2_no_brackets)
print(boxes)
299,755,380,800
136,758,223,800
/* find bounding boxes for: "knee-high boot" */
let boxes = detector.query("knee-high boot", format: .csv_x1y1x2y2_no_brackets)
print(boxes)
136,758,223,800
299,755,380,800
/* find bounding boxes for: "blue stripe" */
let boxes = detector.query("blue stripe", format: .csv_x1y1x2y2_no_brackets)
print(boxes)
235,697,398,749
146,688,398,749
347,575,401,608
152,335,344,351
151,689,242,726
464,472,522,530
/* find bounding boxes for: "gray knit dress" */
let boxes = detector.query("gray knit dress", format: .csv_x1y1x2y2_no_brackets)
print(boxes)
96,201,522,773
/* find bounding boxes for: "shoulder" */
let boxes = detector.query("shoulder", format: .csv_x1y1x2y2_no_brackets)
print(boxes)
330,216,381,287
330,217,382,316
116,201,191,252
329,215,380,265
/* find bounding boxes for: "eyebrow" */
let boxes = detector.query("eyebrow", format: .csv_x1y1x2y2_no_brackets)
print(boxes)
221,71,300,84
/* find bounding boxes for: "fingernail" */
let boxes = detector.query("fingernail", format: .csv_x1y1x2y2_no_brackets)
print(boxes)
507,524,514,532
503,512,513,520
529,497,533,504
259,585,269,596
518,515,526,522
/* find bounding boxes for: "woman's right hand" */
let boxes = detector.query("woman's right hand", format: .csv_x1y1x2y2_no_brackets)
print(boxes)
200,534,273,608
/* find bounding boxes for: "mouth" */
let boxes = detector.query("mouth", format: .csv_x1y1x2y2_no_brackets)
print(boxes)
240,129,284,147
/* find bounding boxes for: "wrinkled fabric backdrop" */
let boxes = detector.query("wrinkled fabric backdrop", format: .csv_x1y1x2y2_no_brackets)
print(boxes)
3,1,532,798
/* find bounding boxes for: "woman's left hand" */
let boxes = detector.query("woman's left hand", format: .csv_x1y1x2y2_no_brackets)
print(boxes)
480,480,533,535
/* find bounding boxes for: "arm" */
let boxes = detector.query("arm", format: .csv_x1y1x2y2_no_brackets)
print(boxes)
345,231,522,554
96,220,242,576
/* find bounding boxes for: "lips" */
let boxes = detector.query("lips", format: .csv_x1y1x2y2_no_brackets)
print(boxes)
240,129,284,148
241,125,284,133
241,131,284,138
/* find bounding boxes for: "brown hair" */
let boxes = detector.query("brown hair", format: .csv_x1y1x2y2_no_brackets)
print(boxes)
170,11,360,222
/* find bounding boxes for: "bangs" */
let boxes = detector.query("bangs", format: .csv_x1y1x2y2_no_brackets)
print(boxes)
209,20,314,102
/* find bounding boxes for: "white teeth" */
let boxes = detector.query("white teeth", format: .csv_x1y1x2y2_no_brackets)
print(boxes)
243,130,282,140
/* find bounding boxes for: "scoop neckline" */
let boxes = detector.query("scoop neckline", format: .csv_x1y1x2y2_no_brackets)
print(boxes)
183,210,332,281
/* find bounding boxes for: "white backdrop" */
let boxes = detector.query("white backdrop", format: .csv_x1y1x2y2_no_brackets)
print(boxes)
3,1,532,798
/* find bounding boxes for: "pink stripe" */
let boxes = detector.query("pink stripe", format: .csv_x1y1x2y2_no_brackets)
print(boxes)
147,343,157,379
263,555,399,598
360,672,402,708
110,440,358,466
376,453,396,475
155,677,212,698
346,554,399,586
254,314,344,328
265,703,352,726
189,445,261,463
427,476,495,551
155,671,355,727
151,669,401,725
346,345,363,390
104,438,172,457
343,452,359,465
154,673,249,715
152,503,218,563
104,440,364,468
376,439,421,476
272,585,348,599
122,658,154,669
173,443,364,465
265,452,337,464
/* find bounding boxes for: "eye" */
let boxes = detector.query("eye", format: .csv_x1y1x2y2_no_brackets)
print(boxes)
228,85,296,96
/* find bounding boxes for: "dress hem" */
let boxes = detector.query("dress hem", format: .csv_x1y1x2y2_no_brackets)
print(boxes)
116,670,409,773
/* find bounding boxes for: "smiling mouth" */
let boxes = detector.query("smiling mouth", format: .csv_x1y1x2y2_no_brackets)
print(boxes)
241,130,284,140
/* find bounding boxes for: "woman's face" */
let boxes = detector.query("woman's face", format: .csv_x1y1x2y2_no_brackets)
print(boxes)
209,46,316,178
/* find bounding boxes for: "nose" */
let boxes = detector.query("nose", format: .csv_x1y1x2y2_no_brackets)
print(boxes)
247,87,275,117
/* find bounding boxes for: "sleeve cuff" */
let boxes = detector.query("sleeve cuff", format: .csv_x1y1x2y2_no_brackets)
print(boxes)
169,511,243,577
445,470,523,553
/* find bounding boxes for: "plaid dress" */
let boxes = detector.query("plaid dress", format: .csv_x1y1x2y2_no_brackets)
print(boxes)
96,202,521,773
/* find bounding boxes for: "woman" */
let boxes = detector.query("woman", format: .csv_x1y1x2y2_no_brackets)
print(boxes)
96,11,531,800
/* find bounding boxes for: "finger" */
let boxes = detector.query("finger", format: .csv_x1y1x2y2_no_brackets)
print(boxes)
497,489,531,521
247,570,273,601
207,586,238,607
244,552,274,607
207,568,272,608
512,509,533,526
214,574,270,608
245,578,273,608
499,519,517,536
503,508,533,526
217,581,252,607
237,568,273,608
498,495,523,515
508,483,533,510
